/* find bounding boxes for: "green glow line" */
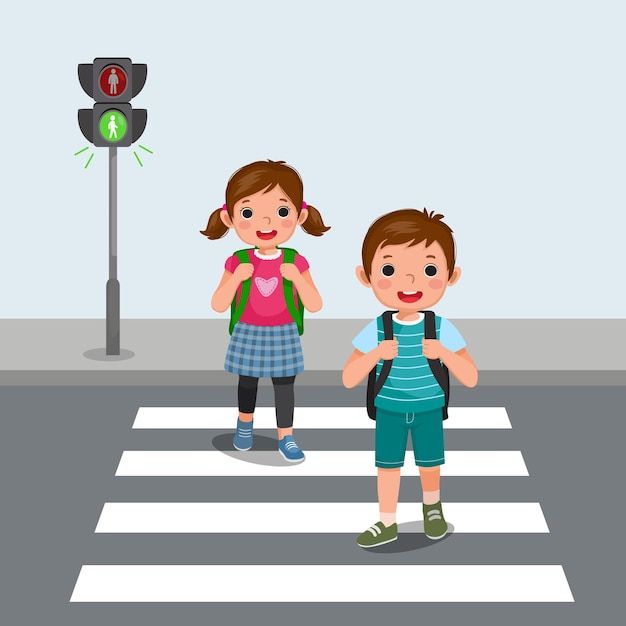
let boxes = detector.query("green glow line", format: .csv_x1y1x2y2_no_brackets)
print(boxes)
133,151,144,167
74,146,89,156
84,153,94,169
138,145,154,154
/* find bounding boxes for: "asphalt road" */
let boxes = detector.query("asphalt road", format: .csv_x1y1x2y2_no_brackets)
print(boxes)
1,384,624,625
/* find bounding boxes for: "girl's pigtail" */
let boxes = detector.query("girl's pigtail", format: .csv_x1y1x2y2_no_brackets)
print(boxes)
200,207,230,239
301,204,330,236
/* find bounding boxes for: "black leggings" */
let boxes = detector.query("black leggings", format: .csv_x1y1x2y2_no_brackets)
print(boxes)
238,375,295,428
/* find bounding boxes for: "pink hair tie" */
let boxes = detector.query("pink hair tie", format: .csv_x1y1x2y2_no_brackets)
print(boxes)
301,201,308,210
221,204,228,211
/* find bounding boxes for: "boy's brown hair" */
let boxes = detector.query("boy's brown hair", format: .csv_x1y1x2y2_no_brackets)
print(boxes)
200,160,330,239
362,209,456,278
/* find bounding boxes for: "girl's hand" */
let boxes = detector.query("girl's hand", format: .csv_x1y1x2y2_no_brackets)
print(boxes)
233,263,254,284
280,263,301,282
376,338,399,360
422,339,445,359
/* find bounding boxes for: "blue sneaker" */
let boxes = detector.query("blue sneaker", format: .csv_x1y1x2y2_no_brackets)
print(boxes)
233,418,253,451
278,435,305,463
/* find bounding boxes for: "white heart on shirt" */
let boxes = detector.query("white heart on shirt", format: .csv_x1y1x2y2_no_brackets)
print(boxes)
255,276,278,297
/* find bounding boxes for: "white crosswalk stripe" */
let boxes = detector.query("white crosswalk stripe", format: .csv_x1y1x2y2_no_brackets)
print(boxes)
95,501,549,534
71,404,574,604
71,564,574,603
132,406,512,429
115,449,529,477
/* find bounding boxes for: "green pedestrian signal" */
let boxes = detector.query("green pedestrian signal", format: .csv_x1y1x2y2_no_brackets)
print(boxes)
98,109,128,143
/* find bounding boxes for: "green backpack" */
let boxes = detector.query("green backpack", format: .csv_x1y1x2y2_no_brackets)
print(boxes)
229,247,304,335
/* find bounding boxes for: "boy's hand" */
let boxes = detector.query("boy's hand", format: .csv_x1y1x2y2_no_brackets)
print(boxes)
233,263,254,284
422,339,445,360
280,263,301,282
377,337,399,360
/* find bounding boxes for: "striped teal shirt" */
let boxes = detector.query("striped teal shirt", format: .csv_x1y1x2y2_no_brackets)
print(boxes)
352,313,466,415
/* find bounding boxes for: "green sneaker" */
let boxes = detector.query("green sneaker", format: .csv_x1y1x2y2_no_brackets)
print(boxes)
423,501,448,540
356,521,398,548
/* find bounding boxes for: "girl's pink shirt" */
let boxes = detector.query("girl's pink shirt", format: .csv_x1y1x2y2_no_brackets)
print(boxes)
225,249,310,326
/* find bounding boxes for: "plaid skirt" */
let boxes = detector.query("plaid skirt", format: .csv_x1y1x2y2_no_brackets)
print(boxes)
224,322,304,378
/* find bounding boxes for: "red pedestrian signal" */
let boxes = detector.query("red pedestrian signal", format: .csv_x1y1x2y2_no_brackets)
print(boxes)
98,64,128,99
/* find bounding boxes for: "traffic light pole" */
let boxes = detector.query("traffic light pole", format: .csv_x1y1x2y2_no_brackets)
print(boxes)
106,146,120,355
78,58,148,356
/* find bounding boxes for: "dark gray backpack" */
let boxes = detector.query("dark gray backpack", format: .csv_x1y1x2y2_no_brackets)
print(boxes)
366,310,450,420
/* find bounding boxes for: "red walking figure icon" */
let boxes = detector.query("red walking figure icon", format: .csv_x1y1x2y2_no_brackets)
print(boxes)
98,65,127,98
108,68,119,94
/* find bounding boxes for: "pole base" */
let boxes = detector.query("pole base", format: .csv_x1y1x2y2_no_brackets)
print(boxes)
106,278,120,355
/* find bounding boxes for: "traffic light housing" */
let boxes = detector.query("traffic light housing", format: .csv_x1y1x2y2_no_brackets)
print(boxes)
78,58,147,102
77,57,147,146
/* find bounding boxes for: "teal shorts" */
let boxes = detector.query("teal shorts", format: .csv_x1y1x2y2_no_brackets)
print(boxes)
375,407,445,468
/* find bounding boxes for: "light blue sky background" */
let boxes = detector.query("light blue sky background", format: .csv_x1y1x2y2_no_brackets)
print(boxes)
1,0,624,319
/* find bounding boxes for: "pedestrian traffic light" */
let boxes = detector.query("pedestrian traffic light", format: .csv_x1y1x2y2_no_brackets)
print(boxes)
77,57,147,147
75,57,149,356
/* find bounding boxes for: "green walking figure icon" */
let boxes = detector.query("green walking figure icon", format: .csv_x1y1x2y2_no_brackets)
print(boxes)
107,114,118,140
97,109,127,143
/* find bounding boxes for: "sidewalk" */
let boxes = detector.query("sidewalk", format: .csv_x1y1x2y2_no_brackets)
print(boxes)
0,319,624,386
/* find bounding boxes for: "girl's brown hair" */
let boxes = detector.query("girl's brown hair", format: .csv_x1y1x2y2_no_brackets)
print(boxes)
200,160,330,239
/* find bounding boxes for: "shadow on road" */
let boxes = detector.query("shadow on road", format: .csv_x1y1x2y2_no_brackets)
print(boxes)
371,523,455,553
212,433,294,466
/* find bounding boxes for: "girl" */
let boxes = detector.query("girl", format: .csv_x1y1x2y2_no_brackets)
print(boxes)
201,160,329,462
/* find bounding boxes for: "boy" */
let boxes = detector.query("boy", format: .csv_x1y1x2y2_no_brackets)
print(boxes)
343,209,478,548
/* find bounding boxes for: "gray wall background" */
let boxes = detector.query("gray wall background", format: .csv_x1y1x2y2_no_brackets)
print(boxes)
1,0,624,320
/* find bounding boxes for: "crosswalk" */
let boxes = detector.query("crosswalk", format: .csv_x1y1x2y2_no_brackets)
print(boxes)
94,501,549,534
132,406,512,430
116,450,529,477
71,565,572,603
70,405,574,603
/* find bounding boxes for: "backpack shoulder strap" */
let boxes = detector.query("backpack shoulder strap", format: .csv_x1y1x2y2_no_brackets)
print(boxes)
234,248,252,263
366,310,396,420
279,247,304,335
229,249,253,335
382,310,394,340
281,247,296,263
423,310,436,340
423,310,450,420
